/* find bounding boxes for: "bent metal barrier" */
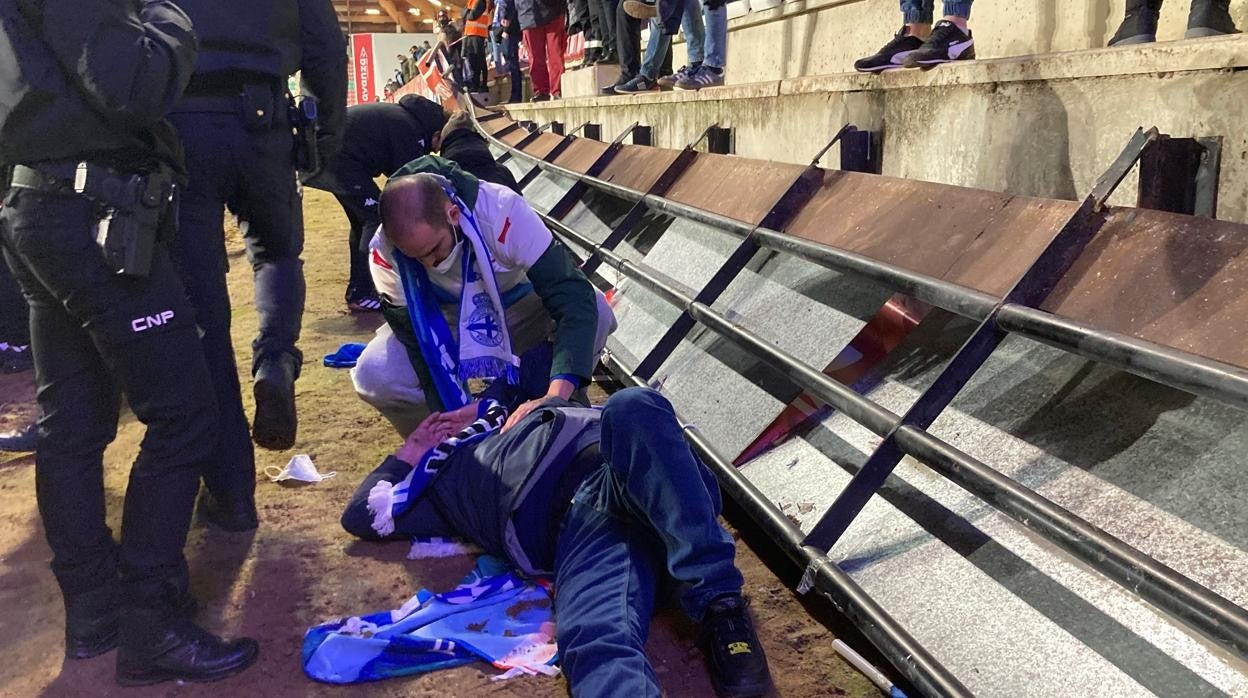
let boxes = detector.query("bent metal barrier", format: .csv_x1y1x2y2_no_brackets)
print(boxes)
458,97,1248,696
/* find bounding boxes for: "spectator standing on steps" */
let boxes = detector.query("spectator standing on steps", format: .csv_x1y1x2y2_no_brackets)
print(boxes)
500,0,568,100
1109,0,1238,45
614,0,707,93
0,0,258,683
853,0,976,72
497,0,526,102
167,0,347,524
624,0,727,89
463,0,492,91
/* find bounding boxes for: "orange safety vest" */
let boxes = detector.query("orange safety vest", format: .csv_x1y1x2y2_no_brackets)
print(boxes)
464,16,490,38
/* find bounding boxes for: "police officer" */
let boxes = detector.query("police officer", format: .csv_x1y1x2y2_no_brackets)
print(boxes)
0,0,258,684
167,0,347,530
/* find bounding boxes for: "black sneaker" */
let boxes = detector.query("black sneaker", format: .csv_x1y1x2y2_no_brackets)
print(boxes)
1187,0,1239,38
1109,1,1160,45
615,74,660,94
0,422,36,453
902,20,975,67
346,288,382,313
699,594,771,698
601,75,633,95
854,26,925,72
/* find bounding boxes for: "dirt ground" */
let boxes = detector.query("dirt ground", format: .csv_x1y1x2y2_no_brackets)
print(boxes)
0,189,879,697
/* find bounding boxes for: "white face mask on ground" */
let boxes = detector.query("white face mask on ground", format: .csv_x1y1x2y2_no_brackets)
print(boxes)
265,454,337,483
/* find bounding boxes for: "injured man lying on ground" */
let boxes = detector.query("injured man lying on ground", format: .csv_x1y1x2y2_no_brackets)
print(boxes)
339,387,773,698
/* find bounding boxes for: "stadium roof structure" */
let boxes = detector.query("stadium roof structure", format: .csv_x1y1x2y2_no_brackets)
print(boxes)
334,0,468,34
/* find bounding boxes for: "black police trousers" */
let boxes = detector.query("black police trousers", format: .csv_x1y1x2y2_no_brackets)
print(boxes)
168,107,303,502
0,187,218,604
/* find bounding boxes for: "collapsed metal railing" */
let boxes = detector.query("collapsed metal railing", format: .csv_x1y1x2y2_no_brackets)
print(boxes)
462,99,1248,695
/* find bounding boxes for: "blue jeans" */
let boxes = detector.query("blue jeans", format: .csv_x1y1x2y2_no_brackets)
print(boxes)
554,388,743,697
641,0,706,78
900,0,973,24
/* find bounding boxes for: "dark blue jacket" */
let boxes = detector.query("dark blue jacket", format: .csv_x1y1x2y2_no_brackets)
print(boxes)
0,0,197,171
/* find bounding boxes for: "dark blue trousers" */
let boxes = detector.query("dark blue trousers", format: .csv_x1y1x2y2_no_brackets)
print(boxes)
555,388,743,697
169,108,303,504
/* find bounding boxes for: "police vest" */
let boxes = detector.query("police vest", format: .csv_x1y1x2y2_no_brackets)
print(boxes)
175,0,302,78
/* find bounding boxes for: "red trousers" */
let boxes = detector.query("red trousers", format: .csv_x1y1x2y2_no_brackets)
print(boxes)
522,15,567,97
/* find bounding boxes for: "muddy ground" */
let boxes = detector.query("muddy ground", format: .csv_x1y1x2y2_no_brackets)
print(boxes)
0,189,879,697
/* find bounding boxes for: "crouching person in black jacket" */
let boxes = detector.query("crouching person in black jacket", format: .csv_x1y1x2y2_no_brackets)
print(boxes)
341,387,772,698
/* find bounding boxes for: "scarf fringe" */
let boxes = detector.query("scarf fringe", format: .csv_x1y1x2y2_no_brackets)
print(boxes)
367,481,398,537
457,356,518,383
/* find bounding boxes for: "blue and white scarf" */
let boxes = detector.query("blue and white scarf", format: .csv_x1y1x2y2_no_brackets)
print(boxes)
393,185,519,411
366,400,508,537
302,555,559,684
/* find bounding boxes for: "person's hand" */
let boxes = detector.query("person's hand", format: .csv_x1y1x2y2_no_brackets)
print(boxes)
432,401,479,436
501,378,576,433
501,18,509,27
502,396,551,433
395,412,454,465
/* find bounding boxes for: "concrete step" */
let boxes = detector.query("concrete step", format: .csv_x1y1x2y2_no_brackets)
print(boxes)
503,35,1248,223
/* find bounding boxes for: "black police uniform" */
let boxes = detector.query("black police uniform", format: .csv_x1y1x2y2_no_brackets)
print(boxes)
0,0,257,683
304,95,447,306
167,1,346,510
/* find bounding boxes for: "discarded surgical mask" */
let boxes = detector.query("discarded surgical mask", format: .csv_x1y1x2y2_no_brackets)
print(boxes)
265,454,337,483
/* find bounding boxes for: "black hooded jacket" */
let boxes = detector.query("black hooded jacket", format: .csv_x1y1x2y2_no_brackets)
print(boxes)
309,94,448,195
438,114,521,193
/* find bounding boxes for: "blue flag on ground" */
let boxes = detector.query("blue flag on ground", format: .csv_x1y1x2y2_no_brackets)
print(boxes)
302,556,558,684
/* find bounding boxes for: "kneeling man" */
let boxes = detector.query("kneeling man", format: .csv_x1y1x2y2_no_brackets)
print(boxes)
352,159,615,435
342,387,771,697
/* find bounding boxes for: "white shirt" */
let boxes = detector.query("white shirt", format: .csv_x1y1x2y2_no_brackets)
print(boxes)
369,180,554,306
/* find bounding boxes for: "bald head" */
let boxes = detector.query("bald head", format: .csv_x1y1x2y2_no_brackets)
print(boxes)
380,174,461,269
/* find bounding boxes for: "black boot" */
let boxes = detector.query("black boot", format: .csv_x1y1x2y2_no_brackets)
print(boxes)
116,607,258,686
64,584,120,659
252,353,299,450
1108,0,1162,45
1187,0,1239,38
578,47,600,69
196,488,259,532
596,47,619,65
699,594,772,698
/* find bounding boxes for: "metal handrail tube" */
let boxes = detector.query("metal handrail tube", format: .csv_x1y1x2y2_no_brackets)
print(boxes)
995,305,1248,412
893,425,1248,657
749,230,1000,321
601,354,973,698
